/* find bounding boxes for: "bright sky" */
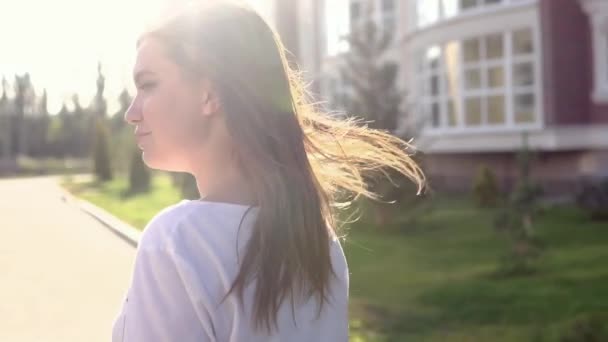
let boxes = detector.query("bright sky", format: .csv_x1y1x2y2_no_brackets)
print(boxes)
326,0,349,56
0,0,275,114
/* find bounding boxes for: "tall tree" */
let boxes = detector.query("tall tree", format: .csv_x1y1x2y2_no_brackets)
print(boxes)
128,145,151,194
27,89,51,157
0,76,8,100
39,89,48,116
0,76,11,159
95,62,107,118
340,3,426,227
110,89,135,173
47,103,70,157
340,4,401,133
93,118,113,182
71,93,93,157
91,63,113,181
13,73,35,156
111,88,131,133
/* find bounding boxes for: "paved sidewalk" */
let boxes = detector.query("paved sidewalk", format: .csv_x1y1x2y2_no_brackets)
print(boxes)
0,176,136,342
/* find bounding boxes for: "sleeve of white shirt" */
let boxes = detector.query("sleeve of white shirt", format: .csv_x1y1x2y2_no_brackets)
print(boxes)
123,246,215,342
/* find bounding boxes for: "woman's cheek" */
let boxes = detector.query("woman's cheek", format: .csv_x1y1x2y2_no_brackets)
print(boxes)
140,95,157,123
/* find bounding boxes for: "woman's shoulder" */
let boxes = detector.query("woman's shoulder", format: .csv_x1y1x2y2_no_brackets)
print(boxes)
139,199,257,252
137,200,190,250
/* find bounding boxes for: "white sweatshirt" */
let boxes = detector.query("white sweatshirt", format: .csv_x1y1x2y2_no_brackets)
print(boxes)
112,200,349,342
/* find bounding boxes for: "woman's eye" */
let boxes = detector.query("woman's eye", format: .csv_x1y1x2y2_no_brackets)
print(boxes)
138,82,156,91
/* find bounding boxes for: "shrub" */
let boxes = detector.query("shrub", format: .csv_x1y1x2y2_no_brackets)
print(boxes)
472,165,500,208
560,314,608,342
576,179,608,221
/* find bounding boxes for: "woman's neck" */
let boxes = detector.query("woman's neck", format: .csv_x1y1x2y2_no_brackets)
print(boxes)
193,163,256,207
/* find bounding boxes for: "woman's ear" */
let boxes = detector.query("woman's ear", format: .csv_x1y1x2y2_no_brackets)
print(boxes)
200,80,221,116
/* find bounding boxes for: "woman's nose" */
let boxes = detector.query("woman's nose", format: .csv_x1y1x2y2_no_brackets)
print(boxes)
124,99,141,125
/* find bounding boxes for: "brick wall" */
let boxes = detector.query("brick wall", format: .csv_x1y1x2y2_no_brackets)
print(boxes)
539,0,593,125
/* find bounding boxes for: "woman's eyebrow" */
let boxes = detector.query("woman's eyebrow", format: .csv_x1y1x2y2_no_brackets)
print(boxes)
134,70,155,84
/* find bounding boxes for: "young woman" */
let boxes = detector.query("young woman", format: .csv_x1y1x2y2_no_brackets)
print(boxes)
112,1,424,341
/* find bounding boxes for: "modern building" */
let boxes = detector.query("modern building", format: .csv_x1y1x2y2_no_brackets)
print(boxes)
264,0,328,94
265,0,403,111
269,0,608,196
405,0,608,195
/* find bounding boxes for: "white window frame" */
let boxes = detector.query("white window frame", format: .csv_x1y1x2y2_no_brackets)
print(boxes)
416,26,542,135
594,24,608,102
461,34,508,127
413,0,538,30
580,0,608,104
380,0,398,35
349,0,362,28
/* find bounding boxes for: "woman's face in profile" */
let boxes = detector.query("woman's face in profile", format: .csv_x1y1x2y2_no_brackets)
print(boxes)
125,37,215,173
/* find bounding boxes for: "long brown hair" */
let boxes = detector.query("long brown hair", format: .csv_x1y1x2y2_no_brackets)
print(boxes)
143,0,424,333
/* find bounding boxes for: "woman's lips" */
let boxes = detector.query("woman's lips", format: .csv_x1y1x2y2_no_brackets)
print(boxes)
135,132,151,147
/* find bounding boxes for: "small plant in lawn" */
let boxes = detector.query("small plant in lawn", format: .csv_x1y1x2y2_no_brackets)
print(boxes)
493,132,543,276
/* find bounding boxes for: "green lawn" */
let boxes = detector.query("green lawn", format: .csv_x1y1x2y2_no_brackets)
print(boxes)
63,175,608,342
63,174,182,229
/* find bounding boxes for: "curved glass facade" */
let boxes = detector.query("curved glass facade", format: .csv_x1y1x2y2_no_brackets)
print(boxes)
416,27,538,131
416,0,522,28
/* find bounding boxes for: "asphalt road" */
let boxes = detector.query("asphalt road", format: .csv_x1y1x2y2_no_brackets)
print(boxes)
0,176,136,342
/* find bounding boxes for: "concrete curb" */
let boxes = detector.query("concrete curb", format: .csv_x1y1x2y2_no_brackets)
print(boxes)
59,188,141,248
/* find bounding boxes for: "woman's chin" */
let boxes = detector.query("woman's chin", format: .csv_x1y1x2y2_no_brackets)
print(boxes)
141,151,161,170
141,151,179,172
